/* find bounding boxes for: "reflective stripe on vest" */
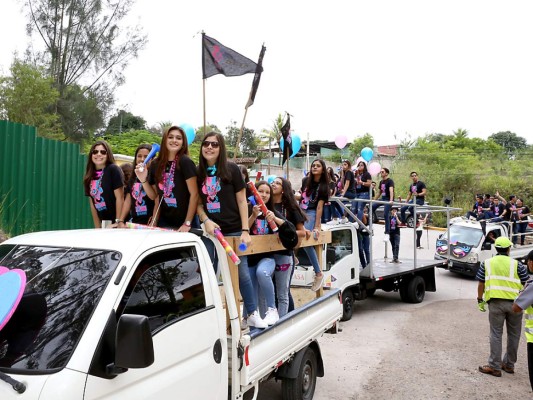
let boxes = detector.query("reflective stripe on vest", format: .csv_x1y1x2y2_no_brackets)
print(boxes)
484,256,522,302
525,307,533,343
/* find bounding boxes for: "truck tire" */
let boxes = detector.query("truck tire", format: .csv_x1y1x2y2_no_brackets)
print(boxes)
402,275,425,303
366,288,376,297
341,290,354,321
406,215,415,228
281,347,318,400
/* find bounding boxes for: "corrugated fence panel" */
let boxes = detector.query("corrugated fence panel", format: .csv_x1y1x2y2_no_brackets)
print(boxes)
0,120,93,237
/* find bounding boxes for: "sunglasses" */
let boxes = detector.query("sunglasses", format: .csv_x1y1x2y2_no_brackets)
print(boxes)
92,149,107,155
202,141,220,149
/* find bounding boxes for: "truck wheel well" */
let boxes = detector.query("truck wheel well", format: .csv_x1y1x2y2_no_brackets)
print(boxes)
275,341,324,379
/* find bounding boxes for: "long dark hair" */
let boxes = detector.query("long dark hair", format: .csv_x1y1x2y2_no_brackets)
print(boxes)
197,132,232,183
83,140,116,192
155,126,189,185
303,158,330,201
254,180,274,211
129,143,152,187
277,177,307,222
356,160,369,175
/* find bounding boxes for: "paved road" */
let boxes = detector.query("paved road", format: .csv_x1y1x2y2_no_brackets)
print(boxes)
256,225,532,399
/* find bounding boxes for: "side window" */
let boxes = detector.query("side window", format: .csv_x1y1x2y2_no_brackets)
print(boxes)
325,228,353,270
120,247,206,334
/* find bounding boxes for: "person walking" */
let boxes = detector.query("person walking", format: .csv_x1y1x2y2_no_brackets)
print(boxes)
512,250,533,391
400,171,426,226
476,236,529,377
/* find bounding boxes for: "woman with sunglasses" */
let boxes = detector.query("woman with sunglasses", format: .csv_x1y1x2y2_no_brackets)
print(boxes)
83,141,125,228
134,126,198,231
299,158,329,291
271,177,307,315
120,144,156,225
196,132,267,329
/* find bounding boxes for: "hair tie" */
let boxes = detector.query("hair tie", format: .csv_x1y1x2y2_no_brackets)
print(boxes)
207,165,217,177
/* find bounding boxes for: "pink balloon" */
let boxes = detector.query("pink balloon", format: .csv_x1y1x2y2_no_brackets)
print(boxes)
335,135,348,149
368,161,381,176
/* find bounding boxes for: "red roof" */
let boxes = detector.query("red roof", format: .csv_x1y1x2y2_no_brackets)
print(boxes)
377,145,399,156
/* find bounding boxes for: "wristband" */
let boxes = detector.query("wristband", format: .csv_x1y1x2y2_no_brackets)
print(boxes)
242,228,250,232
477,298,483,304
115,219,124,224
140,180,147,184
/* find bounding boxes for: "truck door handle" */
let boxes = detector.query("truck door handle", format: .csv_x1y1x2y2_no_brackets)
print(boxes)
213,339,222,364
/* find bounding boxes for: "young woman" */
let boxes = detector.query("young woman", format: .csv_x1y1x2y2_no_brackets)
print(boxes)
299,158,329,291
416,213,429,249
246,180,293,325
83,141,124,229
323,166,339,223
134,126,198,231
354,160,372,221
271,177,307,315
196,132,266,329
121,144,155,225
334,159,356,222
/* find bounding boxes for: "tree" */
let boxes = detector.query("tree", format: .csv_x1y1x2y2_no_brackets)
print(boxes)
0,60,61,139
25,0,147,140
488,131,528,153
225,123,257,158
194,124,221,142
349,133,374,157
106,110,146,134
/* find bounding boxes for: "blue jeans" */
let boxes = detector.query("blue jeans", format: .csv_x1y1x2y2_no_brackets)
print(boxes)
357,232,370,268
274,254,292,317
354,192,370,221
517,221,527,245
303,209,322,274
400,198,424,223
389,232,400,260
372,201,392,234
249,257,276,317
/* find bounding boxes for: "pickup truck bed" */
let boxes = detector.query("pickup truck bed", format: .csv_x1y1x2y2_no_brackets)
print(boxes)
362,258,447,281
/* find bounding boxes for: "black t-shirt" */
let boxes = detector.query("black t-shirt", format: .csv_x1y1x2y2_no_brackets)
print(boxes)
504,202,518,222
125,178,155,224
408,180,426,199
355,171,372,193
300,177,328,211
344,170,356,195
519,206,530,221
199,162,246,234
248,208,290,265
389,214,401,234
85,163,124,222
148,155,197,227
379,178,395,200
491,203,504,217
274,202,306,228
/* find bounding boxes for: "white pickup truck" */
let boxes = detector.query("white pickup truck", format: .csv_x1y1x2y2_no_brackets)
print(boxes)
434,217,533,277
0,228,342,400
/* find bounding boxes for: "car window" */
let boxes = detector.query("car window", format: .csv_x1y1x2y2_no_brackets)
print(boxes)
326,228,353,270
119,247,207,335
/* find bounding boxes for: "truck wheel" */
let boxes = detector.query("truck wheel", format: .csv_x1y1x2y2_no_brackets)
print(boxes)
404,275,425,303
341,290,354,321
281,348,318,400
366,288,376,297
406,216,414,228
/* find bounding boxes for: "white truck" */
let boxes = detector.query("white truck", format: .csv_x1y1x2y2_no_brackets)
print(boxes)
0,228,342,400
434,217,533,277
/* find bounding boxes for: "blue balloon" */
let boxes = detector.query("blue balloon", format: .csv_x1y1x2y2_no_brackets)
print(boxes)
291,134,301,158
179,123,195,145
280,137,285,151
266,175,277,184
361,147,373,162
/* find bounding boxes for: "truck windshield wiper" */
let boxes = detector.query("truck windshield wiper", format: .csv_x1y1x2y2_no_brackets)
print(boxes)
0,370,26,394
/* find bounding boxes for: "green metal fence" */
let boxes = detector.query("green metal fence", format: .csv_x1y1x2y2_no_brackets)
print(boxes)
0,120,92,237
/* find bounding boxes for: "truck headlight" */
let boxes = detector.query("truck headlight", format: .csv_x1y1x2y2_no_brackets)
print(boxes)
467,254,478,264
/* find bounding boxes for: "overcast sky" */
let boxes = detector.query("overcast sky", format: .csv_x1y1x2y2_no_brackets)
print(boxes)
2,0,533,146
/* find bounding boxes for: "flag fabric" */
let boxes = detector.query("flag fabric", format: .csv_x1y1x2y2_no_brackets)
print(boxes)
281,114,291,165
245,45,266,109
202,33,261,79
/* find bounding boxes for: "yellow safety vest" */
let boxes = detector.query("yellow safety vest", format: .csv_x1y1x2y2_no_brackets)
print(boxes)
484,256,522,302
525,306,533,343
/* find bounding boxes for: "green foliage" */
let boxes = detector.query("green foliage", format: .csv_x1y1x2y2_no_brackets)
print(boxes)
225,124,257,158
106,110,147,134
195,124,221,142
0,60,61,139
488,131,528,153
349,133,374,157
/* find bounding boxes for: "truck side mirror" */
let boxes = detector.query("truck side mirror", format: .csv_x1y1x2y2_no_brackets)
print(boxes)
482,242,492,251
107,314,154,376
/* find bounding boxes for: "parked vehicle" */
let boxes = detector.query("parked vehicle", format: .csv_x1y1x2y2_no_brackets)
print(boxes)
434,217,533,277
0,229,342,400
371,199,433,228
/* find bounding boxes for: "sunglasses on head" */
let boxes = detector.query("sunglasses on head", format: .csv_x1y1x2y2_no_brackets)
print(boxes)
92,149,107,155
202,141,220,149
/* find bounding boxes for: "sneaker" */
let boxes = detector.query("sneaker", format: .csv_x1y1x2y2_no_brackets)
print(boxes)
417,246,423,249
478,365,501,377
263,307,279,325
340,217,349,224
247,310,268,329
501,363,514,374
326,219,340,225
391,259,402,264
240,317,248,330
352,222,359,229
311,274,324,291
383,234,389,242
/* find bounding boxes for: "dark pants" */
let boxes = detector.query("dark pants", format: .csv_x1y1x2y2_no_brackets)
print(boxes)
372,201,392,234
389,232,400,260
401,197,424,224
528,342,533,391
357,232,370,268
517,221,527,245
416,230,423,248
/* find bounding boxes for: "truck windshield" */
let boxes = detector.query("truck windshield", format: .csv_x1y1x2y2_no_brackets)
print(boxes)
448,225,484,247
0,244,121,372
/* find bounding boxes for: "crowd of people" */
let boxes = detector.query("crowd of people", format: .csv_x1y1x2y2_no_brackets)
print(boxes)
83,128,331,330
465,192,531,246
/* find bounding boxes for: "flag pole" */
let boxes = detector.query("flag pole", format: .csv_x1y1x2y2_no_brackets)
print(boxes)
203,79,207,135
233,107,249,160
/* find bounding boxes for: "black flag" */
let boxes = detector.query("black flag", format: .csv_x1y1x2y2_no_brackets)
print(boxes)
281,114,291,165
245,45,266,109
202,34,261,79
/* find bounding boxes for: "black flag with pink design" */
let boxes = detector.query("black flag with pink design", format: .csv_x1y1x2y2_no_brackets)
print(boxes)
202,34,261,79
281,114,291,165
